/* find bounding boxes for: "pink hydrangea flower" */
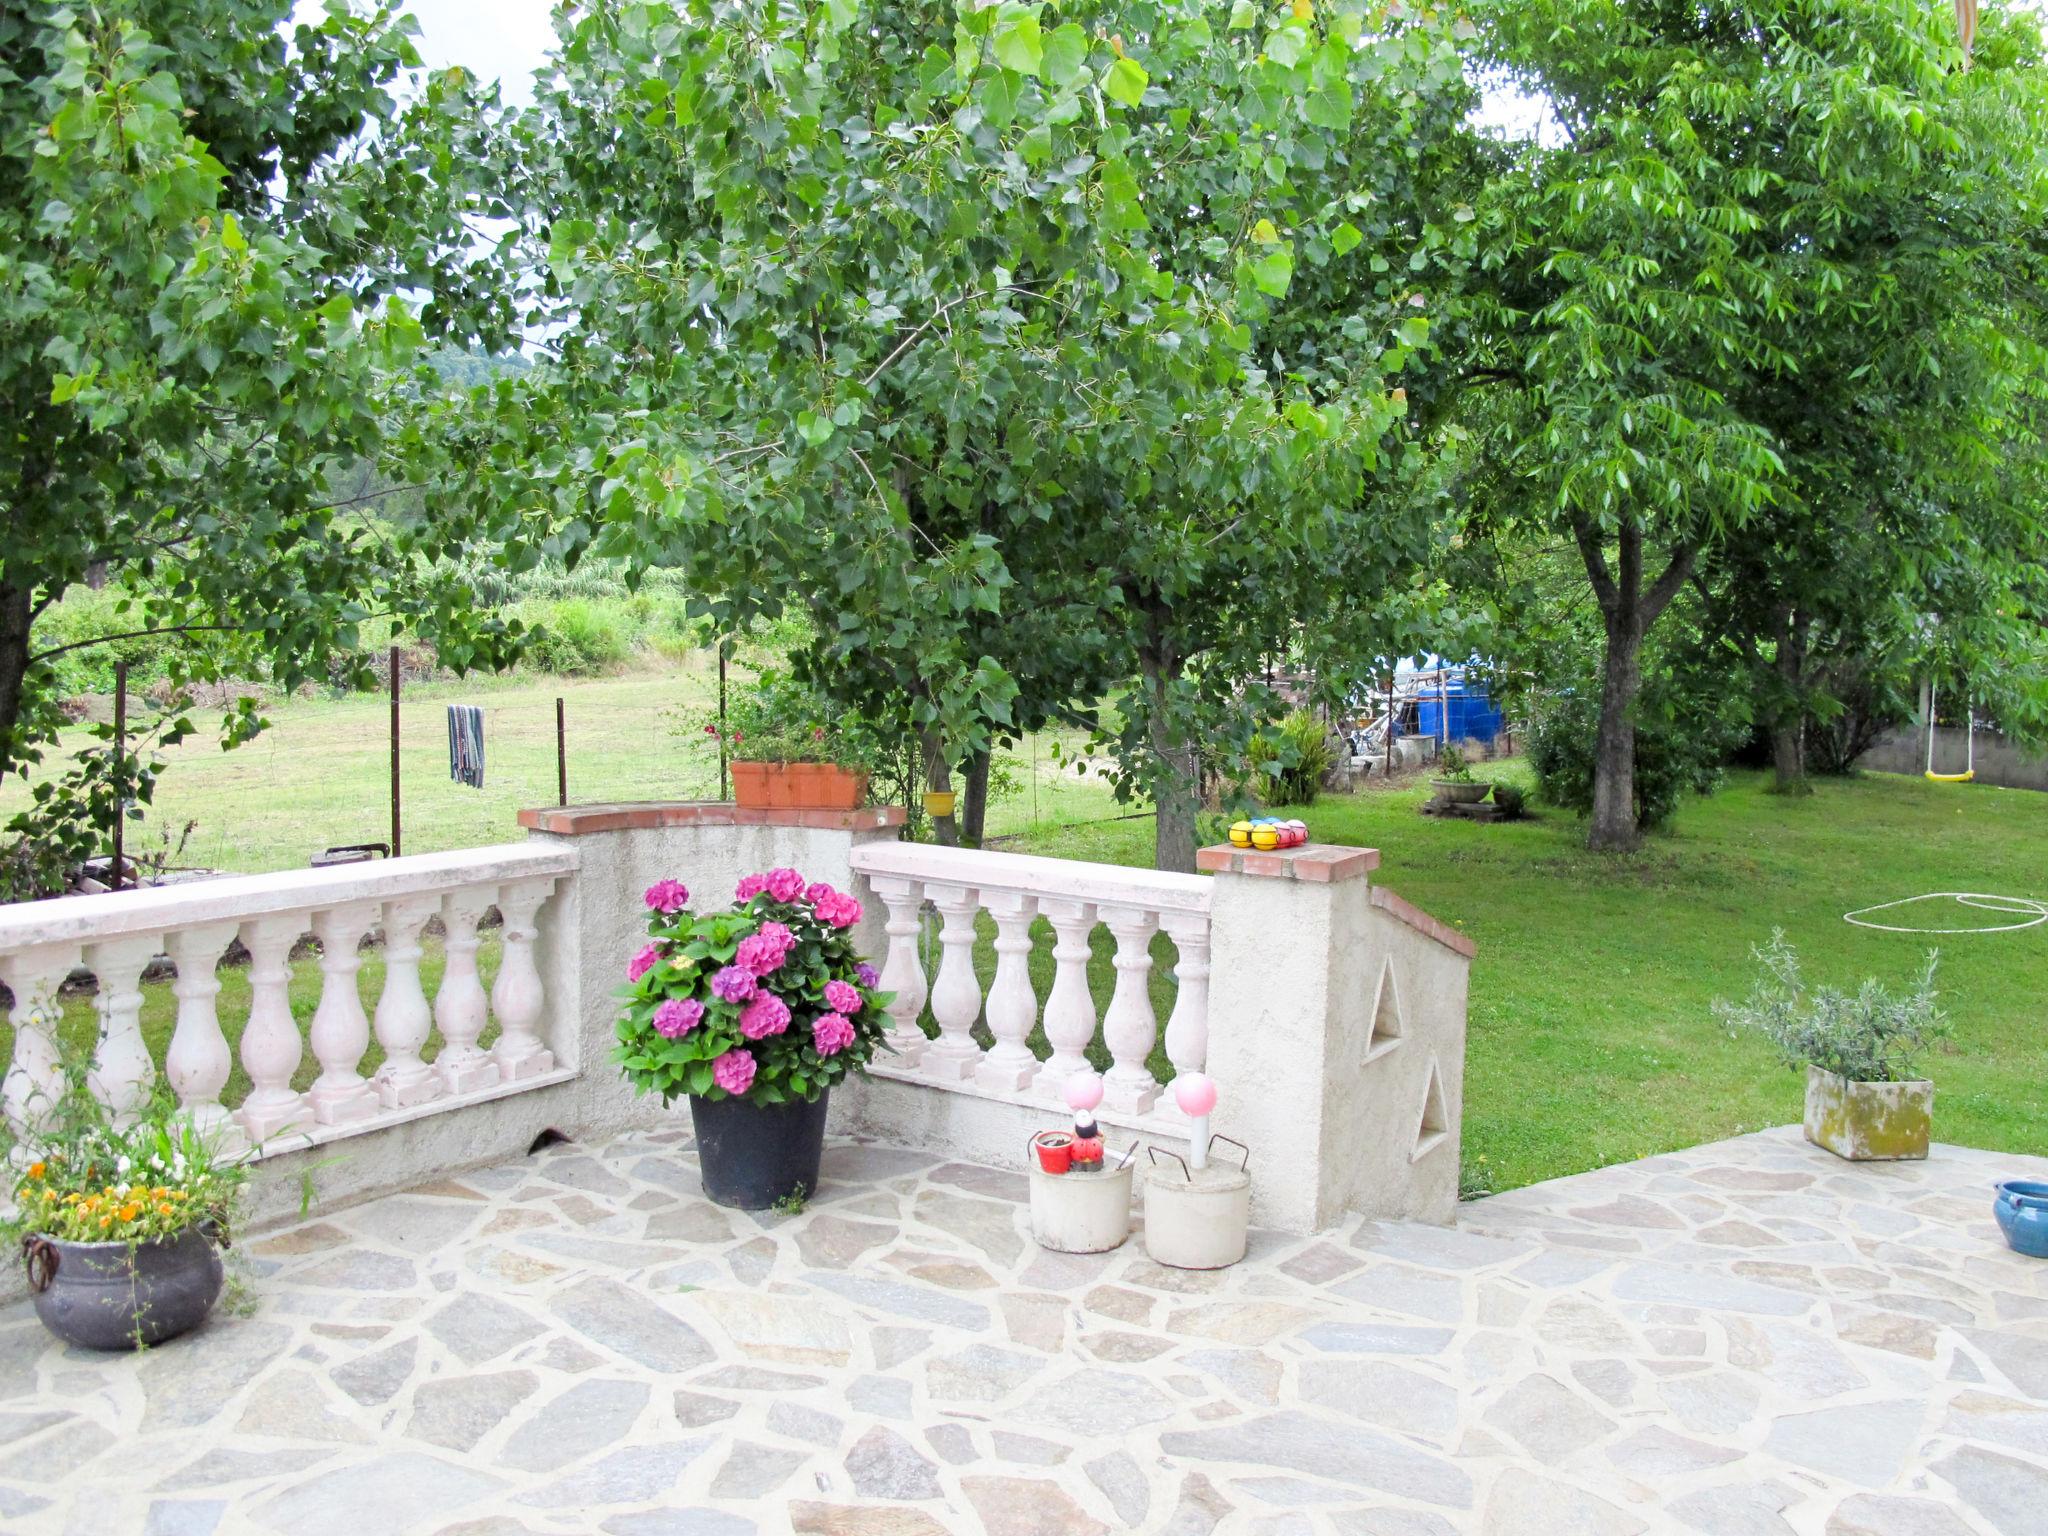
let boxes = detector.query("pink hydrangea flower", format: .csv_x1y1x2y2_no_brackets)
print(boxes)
812,1012,856,1055
856,962,880,989
712,1049,757,1095
817,891,863,929
739,992,792,1039
804,881,837,907
643,879,690,914
764,867,806,903
627,944,661,983
824,979,861,1014
734,873,769,902
758,920,795,950
653,998,703,1038
736,931,791,976
710,965,758,1003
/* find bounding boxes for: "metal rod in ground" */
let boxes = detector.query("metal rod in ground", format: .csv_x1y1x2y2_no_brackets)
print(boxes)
1384,669,1394,779
717,635,729,801
112,659,127,892
556,696,567,807
389,643,402,859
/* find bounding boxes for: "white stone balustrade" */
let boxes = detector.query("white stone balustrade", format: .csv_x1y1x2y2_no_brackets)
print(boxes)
0,845,576,1162
846,842,1212,1124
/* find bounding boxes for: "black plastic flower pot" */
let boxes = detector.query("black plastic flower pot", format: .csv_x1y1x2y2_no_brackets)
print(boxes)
23,1226,225,1351
688,1089,830,1209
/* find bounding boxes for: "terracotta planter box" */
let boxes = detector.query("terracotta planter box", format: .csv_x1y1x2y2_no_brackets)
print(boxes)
1804,1065,1931,1161
730,760,869,811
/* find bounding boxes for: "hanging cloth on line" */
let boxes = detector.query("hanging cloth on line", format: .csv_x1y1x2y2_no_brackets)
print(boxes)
447,705,486,789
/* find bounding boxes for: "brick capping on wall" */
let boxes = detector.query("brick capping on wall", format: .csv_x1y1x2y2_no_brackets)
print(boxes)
518,801,908,836
1195,841,1379,883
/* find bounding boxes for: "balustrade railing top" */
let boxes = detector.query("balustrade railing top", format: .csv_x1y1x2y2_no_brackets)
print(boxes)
847,841,1211,1120
0,843,579,1163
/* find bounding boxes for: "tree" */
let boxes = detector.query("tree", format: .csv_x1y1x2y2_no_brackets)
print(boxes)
1465,0,2048,846
0,1,532,796
510,0,1472,869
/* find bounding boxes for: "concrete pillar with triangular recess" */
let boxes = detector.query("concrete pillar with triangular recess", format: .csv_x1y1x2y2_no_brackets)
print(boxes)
1199,841,1474,1230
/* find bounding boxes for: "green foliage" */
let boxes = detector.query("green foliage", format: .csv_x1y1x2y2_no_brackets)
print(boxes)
1246,711,1332,806
1715,932,1948,1084
504,0,1477,869
5,1063,248,1246
1488,780,1526,820
614,878,889,1106
0,708,195,901
702,672,888,771
1,0,535,789
1435,744,1476,785
1526,688,1731,832
520,599,632,677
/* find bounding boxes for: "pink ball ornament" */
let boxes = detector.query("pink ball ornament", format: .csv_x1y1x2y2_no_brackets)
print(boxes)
1173,1072,1219,1118
1063,1070,1105,1112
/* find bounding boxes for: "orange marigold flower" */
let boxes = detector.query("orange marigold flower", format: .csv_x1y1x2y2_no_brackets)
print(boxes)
118,1203,143,1222
157,1202,175,1217
25,1161,44,1179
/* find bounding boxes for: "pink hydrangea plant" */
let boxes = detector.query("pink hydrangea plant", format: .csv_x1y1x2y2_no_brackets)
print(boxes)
627,944,661,983
812,1012,856,1055
711,1049,757,1095
738,992,792,1040
710,965,758,1003
643,879,690,914
764,867,806,903
736,929,792,976
653,998,703,1038
823,979,861,1014
734,872,769,901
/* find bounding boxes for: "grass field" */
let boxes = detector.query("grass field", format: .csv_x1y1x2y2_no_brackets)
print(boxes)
7,668,2046,1194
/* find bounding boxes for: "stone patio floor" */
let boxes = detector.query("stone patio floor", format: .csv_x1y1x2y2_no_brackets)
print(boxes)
3,1125,2046,1536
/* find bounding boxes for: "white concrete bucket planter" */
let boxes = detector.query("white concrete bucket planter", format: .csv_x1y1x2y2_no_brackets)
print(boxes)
1028,1141,1136,1253
1143,1140,1252,1270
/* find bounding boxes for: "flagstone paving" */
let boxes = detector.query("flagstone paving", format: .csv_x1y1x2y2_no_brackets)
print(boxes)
2,1124,2045,1535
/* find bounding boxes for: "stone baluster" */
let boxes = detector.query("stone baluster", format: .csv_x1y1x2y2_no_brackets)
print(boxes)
308,902,380,1125
237,914,309,1144
922,882,984,1081
86,934,161,1126
1,942,82,1153
434,888,500,1094
1037,898,1099,1093
870,875,928,1070
1160,912,1213,1081
164,923,245,1152
1098,904,1162,1114
491,877,556,1081
371,895,443,1109
976,890,1041,1093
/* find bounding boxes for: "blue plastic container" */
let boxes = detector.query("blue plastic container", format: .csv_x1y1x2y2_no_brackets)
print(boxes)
1993,1180,2048,1259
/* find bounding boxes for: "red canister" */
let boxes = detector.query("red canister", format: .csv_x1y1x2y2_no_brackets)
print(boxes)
1032,1131,1074,1174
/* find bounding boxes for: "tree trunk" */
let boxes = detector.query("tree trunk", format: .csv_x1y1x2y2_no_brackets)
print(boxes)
920,729,957,847
958,749,991,848
1140,641,1199,873
1770,604,1812,796
1573,519,1698,853
1588,611,1643,850
0,581,35,778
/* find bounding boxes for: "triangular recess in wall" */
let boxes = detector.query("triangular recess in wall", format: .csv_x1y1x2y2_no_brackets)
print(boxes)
1411,1054,1450,1163
1365,958,1404,1064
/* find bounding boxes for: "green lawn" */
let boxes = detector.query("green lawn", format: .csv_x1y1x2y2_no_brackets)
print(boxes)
8,671,2045,1195
1005,766,2048,1195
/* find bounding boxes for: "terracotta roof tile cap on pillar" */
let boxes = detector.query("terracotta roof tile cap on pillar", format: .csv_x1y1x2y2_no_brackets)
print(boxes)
1194,842,1380,883
518,801,907,835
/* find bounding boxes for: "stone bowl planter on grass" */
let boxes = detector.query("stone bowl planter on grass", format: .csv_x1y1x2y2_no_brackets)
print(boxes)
1803,1065,1931,1161
24,1226,226,1351
1430,780,1490,807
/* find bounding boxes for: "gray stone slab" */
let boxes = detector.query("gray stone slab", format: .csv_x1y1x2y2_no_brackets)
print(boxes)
554,1277,714,1371
251,1451,504,1536
498,1378,650,1471
1159,1411,1472,1508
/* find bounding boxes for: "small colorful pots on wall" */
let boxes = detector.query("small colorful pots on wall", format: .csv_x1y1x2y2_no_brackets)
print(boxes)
1229,817,1308,850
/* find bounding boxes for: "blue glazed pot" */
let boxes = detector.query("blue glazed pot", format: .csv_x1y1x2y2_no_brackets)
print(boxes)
1993,1180,2048,1260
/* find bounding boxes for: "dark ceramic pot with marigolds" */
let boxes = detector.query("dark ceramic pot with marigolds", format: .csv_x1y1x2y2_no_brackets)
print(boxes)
12,1078,247,1351
617,868,890,1209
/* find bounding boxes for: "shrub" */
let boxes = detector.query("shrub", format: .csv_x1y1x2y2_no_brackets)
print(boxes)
1527,687,1733,831
524,598,632,675
694,671,887,771
1490,781,1527,820
1714,932,1947,1083
1247,711,1331,806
